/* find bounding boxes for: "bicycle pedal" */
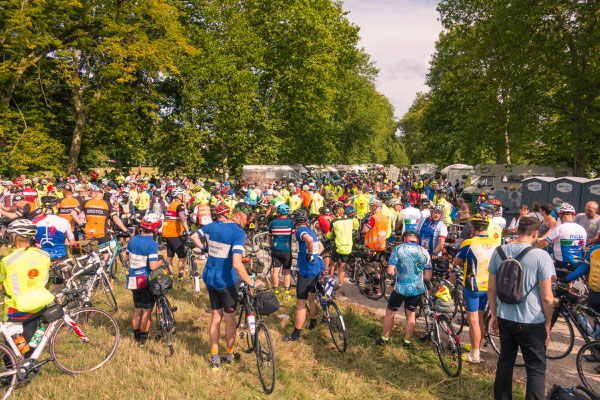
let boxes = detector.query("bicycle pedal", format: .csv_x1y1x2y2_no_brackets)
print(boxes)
171,306,178,312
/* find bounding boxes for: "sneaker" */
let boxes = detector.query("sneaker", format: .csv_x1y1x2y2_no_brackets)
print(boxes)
284,288,290,295
282,335,299,342
273,287,280,294
364,288,373,296
402,341,411,350
178,273,184,281
372,337,388,346
465,353,480,364
223,352,241,365
308,320,317,331
210,353,220,371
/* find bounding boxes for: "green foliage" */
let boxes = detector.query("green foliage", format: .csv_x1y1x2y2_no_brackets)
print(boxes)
0,0,400,178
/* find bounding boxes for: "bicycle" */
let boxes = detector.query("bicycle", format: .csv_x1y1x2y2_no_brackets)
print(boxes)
186,241,202,293
0,290,119,400
420,289,462,377
151,269,177,356
236,283,276,394
429,264,466,335
576,341,600,396
347,246,393,301
315,276,349,353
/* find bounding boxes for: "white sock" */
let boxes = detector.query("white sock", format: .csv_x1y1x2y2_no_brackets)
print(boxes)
471,349,480,360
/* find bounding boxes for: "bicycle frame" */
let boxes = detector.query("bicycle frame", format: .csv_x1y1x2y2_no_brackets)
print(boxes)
98,238,121,275
552,295,596,345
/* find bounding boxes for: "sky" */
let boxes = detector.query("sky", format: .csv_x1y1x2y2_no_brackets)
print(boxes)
341,0,442,119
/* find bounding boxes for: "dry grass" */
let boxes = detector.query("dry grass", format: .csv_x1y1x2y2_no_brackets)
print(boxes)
0,248,524,400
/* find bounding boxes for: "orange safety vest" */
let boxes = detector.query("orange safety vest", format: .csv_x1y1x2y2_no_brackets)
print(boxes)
365,212,388,252
197,203,211,226
163,200,184,238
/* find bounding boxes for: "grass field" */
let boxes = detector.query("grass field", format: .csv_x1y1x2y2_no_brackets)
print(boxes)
0,251,525,400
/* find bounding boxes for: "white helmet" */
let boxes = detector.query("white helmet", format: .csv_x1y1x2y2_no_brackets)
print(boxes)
370,199,382,208
557,202,576,215
8,219,37,238
171,188,187,198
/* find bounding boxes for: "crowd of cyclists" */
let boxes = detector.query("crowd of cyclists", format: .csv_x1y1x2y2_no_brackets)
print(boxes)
0,167,599,398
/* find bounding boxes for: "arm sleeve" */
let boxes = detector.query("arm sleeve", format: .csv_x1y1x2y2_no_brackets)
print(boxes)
566,262,590,282
388,248,398,266
423,251,432,270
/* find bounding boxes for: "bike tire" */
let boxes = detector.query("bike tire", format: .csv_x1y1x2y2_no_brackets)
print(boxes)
0,342,17,400
486,315,526,367
50,307,120,374
325,300,348,353
547,310,575,359
255,322,276,394
100,273,118,312
576,341,600,396
434,315,462,378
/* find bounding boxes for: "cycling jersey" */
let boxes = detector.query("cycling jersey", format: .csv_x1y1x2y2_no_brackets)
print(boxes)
327,217,353,255
289,195,302,212
309,192,324,215
0,247,50,319
545,221,586,263
16,202,43,221
417,218,448,256
295,226,324,277
381,204,395,238
148,198,167,215
163,200,186,238
57,196,82,231
194,203,211,226
399,206,421,233
35,214,74,259
269,196,285,208
268,217,294,252
22,187,37,203
388,242,431,297
197,221,245,290
487,219,503,246
457,234,497,292
136,191,151,211
493,216,507,230
83,199,116,238
126,234,159,290
247,189,260,206
353,194,370,218
300,191,312,208
318,215,334,235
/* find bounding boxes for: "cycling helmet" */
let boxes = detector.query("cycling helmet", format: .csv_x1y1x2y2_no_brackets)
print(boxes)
344,207,356,217
32,177,39,183
7,219,37,238
319,206,332,215
153,189,162,196
488,198,502,206
557,202,576,215
478,203,498,215
291,209,308,223
171,187,187,198
115,195,123,203
23,179,32,185
41,195,58,207
224,181,231,186
431,204,445,213
141,213,162,231
214,204,231,215
402,228,420,241
276,203,291,215
376,192,390,200
235,202,253,215
370,199,382,208
470,213,490,231
121,191,130,199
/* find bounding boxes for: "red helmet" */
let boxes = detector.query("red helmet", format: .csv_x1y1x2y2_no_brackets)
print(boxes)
214,204,230,215
140,213,161,231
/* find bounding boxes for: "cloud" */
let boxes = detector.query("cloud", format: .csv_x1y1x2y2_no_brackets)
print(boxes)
342,0,442,118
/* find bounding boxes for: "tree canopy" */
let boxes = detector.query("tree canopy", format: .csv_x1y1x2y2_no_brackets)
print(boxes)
0,0,403,178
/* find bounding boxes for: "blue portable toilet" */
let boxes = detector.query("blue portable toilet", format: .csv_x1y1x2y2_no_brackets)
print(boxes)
581,178,600,212
548,177,590,213
521,177,555,209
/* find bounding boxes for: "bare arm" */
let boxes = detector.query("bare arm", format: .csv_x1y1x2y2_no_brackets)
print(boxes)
433,237,446,256
111,215,129,233
70,210,83,225
149,260,162,271
0,209,19,219
232,253,263,287
540,278,554,346
587,231,600,247
423,269,432,281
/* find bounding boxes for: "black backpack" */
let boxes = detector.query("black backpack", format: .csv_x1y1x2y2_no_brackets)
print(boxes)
547,385,600,400
495,245,535,304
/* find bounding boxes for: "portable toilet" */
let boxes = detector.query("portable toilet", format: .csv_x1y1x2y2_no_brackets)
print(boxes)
548,177,590,213
521,177,555,209
581,178,600,211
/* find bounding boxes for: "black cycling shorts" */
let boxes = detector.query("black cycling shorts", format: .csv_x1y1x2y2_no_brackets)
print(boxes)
332,251,351,264
207,283,240,313
164,236,186,259
132,287,156,309
387,291,421,312
296,274,320,300
271,249,292,270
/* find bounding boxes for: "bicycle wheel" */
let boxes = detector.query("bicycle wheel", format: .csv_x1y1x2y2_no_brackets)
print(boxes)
546,312,574,359
325,299,348,353
434,315,462,377
189,255,200,292
50,307,120,374
577,341,600,396
163,305,175,356
486,316,525,367
429,277,465,334
100,273,118,311
255,322,276,394
0,342,17,400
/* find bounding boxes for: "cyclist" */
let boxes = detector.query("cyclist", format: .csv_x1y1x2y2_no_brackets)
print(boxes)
163,187,191,280
0,219,52,353
268,203,294,295
327,202,354,296
362,199,389,295
374,228,431,348
126,214,163,345
35,195,75,260
22,179,39,206
136,184,151,220
283,209,325,342
190,202,263,370
453,214,498,364
57,184,84,239
0,193,43,222
82,186,130,248
289,189,302,213
537,202,586,277
564,242,600,315
417,204,448,260
399,196,421,233
434,189,452,225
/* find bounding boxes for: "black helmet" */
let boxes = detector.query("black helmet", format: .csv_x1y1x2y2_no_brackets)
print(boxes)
318,206,332,215
292,209,308,223
377,191,390,200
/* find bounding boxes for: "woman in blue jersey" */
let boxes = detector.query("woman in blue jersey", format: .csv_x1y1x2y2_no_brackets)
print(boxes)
190,202,264,370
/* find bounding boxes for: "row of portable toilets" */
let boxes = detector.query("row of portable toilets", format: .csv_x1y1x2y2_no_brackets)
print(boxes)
521,177,600,213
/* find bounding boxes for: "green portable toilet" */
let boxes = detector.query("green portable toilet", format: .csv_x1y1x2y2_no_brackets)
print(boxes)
548,177,590,213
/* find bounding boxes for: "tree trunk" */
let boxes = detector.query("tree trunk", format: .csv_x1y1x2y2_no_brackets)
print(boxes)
221,137,229,181
67,94,90,175
503,90,511,165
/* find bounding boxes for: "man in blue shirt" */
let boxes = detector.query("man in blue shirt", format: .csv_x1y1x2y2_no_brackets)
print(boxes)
190,202,263,370
126,213,163,345
268,204,294,294
374,229,431,349
35,195,75,260
283,209,325,342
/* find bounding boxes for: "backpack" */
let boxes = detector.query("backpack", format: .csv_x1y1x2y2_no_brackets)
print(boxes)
495,245,536,304
546,385,600,400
